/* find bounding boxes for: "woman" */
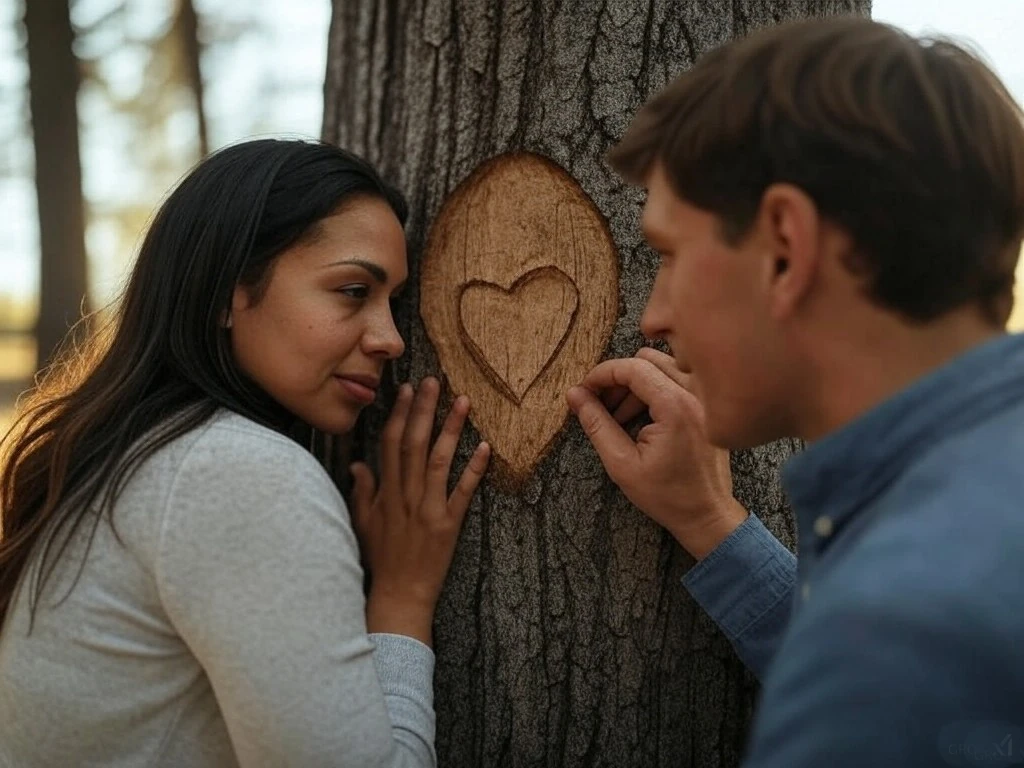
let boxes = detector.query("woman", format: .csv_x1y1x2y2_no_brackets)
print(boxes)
0,139,489,766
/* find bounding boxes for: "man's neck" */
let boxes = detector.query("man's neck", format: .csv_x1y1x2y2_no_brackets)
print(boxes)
798,307,1005,442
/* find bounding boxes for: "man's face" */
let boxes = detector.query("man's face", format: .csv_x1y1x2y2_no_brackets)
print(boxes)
639,163,791,448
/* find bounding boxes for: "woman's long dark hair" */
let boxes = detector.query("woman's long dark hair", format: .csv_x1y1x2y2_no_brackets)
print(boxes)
0,139,407,627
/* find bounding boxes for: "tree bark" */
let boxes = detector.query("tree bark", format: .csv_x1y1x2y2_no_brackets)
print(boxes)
24,0,90,367
323,2,869,766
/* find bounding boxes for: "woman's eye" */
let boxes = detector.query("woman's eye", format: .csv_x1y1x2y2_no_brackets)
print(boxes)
336,284,370,300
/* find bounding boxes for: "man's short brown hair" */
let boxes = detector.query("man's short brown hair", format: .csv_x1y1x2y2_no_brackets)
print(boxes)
609,16,1024,325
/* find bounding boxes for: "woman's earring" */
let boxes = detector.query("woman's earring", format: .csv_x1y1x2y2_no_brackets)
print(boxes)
221,311,233,329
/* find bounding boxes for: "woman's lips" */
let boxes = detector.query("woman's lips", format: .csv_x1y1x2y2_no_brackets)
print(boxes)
334,376,377,404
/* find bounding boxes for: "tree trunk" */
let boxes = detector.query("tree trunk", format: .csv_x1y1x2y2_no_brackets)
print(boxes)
323,2,869,766
24,0,90,368
175,0,208,157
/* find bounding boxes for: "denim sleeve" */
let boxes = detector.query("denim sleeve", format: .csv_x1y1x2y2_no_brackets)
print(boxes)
681,514,796,679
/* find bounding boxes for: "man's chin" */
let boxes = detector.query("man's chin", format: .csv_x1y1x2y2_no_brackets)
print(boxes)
710,414,788,451
705,424,735,450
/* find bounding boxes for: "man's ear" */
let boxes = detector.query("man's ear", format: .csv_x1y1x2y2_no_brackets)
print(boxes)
758,183,821,320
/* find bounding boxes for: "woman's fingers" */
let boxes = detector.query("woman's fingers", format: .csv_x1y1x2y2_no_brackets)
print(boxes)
349,461,376,536
425,395,470,498
448,442,491,520
401,377,440,507
381,384,413,496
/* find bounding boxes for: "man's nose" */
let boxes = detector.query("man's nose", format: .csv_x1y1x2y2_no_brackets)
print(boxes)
640,283,670,341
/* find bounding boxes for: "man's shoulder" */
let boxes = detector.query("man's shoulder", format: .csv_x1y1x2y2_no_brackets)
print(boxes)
821,482,1024,636
769,518,1024,757
905,388,1024,508
851,392,1024,566
792,423,1024,672
752,521,1024,768
794,472,1024,688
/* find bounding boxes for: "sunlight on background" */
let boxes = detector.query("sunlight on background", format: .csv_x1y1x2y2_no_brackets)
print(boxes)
0,0,329,433
2,0,1024,437
1012,259,1024,331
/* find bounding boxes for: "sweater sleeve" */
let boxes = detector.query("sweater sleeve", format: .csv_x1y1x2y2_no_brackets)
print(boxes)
154,421,436,768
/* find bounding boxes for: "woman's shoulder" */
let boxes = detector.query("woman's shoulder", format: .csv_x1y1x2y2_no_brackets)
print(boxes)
197,409,318,460
135,408,341,508
135,409,353,561
180,409,335,486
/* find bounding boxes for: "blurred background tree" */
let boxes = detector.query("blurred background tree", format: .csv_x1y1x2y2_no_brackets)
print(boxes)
0,0,328,429
24,0,89,368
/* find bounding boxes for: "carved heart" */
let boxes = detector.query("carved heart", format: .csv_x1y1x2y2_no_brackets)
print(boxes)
458,267,579,404
420,153,619,486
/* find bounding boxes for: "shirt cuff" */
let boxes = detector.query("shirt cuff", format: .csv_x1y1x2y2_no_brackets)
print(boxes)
370,633,436,762
682,513,796,677
370,632,435,701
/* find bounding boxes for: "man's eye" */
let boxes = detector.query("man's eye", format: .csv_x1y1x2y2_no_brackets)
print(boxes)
336,285,370,300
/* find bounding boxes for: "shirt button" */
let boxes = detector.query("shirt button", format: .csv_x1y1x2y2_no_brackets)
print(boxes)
801,583,811,601
813,515,834,538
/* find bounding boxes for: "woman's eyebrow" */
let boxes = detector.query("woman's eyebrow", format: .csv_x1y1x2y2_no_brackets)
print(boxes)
324,258,388,284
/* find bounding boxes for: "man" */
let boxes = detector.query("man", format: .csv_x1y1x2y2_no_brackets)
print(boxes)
568,16,1024,767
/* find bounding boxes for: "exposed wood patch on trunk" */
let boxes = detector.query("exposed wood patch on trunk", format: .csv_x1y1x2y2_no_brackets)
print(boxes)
422,152,618,485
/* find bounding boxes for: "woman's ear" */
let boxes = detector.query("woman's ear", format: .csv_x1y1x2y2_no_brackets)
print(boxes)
227,284,253,328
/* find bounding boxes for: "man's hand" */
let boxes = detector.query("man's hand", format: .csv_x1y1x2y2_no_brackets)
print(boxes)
567,348,748,559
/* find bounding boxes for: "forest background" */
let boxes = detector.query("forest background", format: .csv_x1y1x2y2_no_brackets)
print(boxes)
1,0,1022,431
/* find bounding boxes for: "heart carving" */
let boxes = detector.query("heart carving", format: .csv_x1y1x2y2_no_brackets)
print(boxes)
420,153,619,486
458,267,579,404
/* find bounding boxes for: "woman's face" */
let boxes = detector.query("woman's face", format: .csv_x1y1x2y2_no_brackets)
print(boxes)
229,196,407,434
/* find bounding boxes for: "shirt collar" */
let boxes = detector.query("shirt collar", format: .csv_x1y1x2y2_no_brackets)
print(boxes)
782,332,1024,545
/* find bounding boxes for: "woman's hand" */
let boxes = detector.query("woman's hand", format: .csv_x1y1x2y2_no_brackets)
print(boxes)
350,377,490,646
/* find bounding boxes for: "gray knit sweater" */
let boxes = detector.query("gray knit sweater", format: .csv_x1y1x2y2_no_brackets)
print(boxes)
0,410,436,767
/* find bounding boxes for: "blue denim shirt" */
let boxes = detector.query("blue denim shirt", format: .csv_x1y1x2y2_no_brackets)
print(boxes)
684,332,1024,767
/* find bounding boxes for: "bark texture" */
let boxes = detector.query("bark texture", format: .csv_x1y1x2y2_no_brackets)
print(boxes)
323,2,869,766
24,0,90,367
